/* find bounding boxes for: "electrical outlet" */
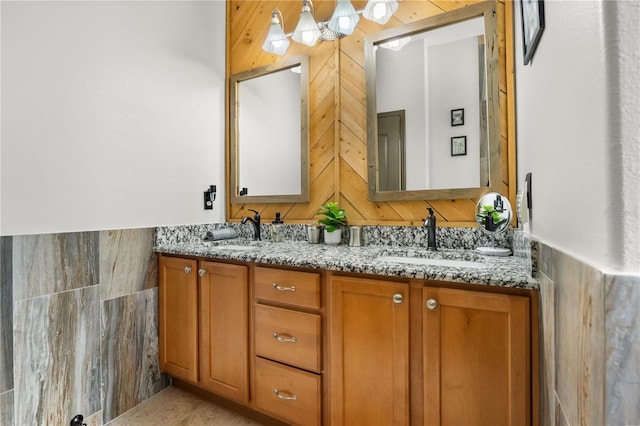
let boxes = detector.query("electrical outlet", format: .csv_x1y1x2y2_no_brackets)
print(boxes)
203,185,216,210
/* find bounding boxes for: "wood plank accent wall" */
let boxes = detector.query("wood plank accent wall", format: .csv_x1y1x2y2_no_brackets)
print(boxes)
227,0,516,227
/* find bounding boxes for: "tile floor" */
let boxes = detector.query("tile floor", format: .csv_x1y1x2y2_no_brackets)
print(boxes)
106,386,263,426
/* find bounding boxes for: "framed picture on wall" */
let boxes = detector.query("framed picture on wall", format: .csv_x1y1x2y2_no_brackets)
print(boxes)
451,108,464,126
521,0,545,65
451,136,467,156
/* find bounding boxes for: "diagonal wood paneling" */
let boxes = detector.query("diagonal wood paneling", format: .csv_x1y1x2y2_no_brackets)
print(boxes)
227,0,515,227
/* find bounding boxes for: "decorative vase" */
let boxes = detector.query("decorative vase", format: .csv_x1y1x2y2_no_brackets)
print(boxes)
324,228,342,245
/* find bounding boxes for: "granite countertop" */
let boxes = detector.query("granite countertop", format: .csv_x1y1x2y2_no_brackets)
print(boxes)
155,239,538,290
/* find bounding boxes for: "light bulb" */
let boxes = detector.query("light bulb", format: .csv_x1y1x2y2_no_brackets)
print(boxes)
302,31,314,44
373,3,385,19
338,16,350,30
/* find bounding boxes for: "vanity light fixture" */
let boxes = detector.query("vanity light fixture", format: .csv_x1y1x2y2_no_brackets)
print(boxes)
263,0,399,56
362,0,399,25
262,9,290,56
329,0,360,35
291,0,323,46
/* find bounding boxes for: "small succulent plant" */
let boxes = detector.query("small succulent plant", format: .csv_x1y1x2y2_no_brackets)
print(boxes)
316,201,347,233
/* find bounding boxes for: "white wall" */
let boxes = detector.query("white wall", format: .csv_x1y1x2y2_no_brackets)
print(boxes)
428,37,480,189
0,0,226,236
376,40,427,190
514,0,640,272
238,68,301,196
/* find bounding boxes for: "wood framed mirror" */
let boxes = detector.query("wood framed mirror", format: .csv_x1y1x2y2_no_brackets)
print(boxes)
229,55,309,203
365,1,500,201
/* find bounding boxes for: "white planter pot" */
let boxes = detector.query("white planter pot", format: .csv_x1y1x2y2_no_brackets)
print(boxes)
324,228,342,245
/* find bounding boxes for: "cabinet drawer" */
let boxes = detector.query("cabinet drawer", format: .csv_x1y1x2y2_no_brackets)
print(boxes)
255,304,321,372
255,357,321,426
254,267,320,310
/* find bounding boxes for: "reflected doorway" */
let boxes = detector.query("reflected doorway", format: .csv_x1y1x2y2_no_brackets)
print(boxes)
377,110,406,191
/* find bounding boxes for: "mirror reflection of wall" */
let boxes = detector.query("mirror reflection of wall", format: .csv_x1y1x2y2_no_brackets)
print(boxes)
238,67,301,196
375,16,485,191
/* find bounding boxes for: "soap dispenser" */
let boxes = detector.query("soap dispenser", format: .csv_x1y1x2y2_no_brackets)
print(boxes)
270,212,285,242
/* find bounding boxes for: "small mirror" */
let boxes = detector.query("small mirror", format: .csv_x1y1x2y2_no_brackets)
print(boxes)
230,56,309,203
366,1,500,201
475,191,512,256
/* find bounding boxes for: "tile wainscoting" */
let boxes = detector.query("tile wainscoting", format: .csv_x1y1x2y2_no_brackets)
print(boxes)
0,229,167,425
2,225,638,425
538,242,640,425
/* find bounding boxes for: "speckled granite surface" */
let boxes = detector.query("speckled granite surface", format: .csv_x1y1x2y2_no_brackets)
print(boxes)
156,223,512,249
155,225,538,289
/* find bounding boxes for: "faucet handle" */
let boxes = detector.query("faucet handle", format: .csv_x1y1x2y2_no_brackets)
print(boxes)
249,209,260,221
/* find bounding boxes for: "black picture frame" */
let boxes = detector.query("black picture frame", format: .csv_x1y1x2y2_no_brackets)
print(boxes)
521,0,545,65
451,136,467,156
451,108,464,126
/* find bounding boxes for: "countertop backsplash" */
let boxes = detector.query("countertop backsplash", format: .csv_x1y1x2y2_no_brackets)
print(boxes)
156,223,512,249
513,230,539,278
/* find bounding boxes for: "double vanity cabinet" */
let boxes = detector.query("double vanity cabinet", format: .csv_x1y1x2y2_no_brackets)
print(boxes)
158,251,537,426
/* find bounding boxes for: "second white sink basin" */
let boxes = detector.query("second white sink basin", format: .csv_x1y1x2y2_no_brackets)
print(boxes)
376,256,486,269
211,244,258,251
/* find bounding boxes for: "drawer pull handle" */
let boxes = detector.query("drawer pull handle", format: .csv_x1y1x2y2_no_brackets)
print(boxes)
274,388,297,401
184,266,192,274
198,269,206,277
272,283,296,292
272,332,297,343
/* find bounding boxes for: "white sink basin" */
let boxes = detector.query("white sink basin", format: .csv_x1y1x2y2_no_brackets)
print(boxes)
212,244,257,251
376,256,485,269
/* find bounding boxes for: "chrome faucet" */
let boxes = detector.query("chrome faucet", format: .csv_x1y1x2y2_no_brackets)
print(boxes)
424,207,437,251
241,209,261,241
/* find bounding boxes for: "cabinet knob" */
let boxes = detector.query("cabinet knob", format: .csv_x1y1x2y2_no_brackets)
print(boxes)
184,266,192,274
272,332,297,343
272,283,296,292
426,298,439,310
273,388,297,401
198,269,206,277
393,293,404,304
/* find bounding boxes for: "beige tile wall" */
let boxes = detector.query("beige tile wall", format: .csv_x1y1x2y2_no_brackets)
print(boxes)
539,242,640,425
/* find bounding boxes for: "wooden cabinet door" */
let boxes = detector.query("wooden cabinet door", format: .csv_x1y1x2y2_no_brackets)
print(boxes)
158,256,199,383
199,261,249,403
329,276,409,426
423,287,530,426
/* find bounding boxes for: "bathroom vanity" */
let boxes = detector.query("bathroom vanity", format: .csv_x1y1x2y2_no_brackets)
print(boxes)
157,235,538,426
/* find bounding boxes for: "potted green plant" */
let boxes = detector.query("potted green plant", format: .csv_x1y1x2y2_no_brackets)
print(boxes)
316,201,347,245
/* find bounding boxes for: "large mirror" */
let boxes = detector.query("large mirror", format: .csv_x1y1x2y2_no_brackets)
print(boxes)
230,56,309,203
366,1,500,201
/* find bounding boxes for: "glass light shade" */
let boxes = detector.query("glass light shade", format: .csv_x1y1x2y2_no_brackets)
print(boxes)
262,10,290,55
292,1,322,46
328,0,359,35
362,0,399,25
